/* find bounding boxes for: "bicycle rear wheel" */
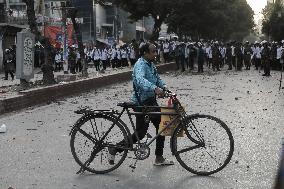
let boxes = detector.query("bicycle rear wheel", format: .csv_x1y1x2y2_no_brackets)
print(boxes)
70,113,129,174
171,114,234,176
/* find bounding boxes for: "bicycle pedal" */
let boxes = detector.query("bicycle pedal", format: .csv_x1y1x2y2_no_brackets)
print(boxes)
129,164,136,169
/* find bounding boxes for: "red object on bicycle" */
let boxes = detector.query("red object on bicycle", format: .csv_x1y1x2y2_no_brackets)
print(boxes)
167,97,173,107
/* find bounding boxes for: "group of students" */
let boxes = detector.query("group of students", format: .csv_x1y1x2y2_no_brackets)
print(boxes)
84,44,139,71
52,38,284,77
53,39,142,74
159,39,284,77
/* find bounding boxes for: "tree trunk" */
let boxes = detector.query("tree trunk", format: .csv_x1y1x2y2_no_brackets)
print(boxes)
67,1,88,77
41,38,56,84
23,0,39,38
150,16,163,42
24,0,55,85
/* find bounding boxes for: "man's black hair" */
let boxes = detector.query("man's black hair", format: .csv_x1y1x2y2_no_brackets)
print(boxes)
139,42,152,57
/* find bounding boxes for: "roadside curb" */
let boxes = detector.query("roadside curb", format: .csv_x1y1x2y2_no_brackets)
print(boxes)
0,63,176,115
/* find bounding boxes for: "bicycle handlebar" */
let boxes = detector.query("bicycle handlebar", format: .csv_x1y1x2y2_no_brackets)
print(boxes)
157,89,177,99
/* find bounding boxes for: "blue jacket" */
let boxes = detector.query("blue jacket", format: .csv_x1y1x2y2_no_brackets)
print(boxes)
132,57,166,104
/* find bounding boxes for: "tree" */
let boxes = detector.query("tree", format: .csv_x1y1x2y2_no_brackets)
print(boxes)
23,0,56,85
166,0,254,41
114,0,174,41
262,0,284,41
67,0,88,77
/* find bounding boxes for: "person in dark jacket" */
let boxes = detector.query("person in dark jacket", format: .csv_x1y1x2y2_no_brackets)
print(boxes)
261,41,271,76
235,43,243,71
197,42,205,73
243,42,252,70
3,49,14,80
226,43,233,70
212,42,221,71
68,47,76,74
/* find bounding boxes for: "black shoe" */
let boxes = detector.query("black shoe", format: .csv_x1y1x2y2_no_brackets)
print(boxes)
262,74,267,76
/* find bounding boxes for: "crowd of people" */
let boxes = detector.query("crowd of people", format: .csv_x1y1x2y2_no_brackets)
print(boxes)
3,38,284,81
52,39,142,74
157,39,284,77
56,38,284,77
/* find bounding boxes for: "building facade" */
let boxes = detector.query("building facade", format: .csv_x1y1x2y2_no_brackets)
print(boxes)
0,0,155,71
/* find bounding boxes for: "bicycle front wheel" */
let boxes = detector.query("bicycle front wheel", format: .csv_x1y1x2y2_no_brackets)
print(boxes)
171,114,234,176
70,113,129,174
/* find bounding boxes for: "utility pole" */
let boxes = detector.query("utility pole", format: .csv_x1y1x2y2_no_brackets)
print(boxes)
0,1,5,23
93,0,96,44
62,2,68,74
90,13,92,40
142,16,145,40
115,5,119,43
52,3,75,74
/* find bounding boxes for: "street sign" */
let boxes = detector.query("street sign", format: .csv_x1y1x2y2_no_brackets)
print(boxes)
16,29,35,81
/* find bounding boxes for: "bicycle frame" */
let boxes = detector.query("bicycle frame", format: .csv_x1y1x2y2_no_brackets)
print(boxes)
73,94,204,155
94,105,181,152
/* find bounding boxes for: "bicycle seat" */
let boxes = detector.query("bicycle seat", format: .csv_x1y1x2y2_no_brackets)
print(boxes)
117,102,137,108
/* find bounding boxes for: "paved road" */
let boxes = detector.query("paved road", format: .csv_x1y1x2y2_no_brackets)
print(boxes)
1,69,284,189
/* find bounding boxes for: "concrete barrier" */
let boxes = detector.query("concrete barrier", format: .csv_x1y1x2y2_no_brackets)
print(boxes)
0,63,175,115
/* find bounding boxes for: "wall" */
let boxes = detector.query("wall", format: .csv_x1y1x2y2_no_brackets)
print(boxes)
0,63,176,115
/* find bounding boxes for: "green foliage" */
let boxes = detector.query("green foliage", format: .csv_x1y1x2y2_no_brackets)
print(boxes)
166,0,254,41
262,1,284,41
113,0,174,40
113,0,254,41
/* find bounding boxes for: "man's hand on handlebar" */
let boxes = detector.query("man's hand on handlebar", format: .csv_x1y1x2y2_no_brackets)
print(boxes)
155,86,174,98
154,87,164,97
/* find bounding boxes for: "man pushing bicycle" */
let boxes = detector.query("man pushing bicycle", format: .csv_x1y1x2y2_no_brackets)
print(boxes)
108,42,174,166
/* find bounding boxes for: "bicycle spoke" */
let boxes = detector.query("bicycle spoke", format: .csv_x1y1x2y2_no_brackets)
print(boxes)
78,128,97,143
190,123,204,142
90,118,100,140
204,149,222,166
105,132,123,140
176,144,202,155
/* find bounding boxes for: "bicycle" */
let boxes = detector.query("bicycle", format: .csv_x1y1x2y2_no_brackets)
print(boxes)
69,91,234,176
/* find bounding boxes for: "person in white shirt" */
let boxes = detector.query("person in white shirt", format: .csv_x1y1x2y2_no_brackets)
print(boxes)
276,43,283,70
75,49,82,72
163,40,170,63
205,43,210,67
86,47,92,63
254,42,262,70
185,44,190,69
220,45,226,68
101,47,108,70
207,44,213,68
231,43,236,68
93,47,101,71
110,46,117,69
116,47,122,68
129,45,136,66
139,39,146,49
54,50,62,72
121,46,128,67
